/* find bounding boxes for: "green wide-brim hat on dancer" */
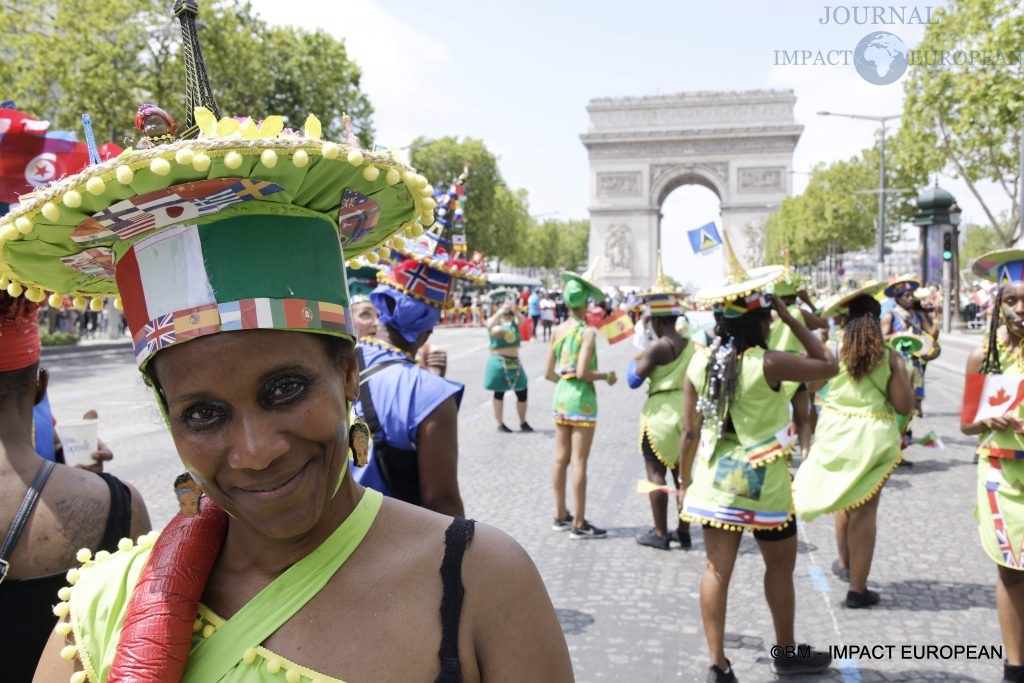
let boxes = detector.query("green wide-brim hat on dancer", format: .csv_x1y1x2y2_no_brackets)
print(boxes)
819,280,887,319
972,249,1024,285
884,273,920,299
0,107,436,369
561,257,605,308
639,250,686,317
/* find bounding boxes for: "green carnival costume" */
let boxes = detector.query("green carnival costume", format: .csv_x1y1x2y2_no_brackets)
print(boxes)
69,489,382,683
484,320,527,392
682,347,796,531
552,318,598,427
638,345,695,467
793,348,902,520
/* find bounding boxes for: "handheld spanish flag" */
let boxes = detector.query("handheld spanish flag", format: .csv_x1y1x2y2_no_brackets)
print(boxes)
960,373,1024,425
598,310,633,344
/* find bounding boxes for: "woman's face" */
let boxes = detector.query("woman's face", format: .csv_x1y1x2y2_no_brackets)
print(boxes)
153,330,359,540
1001,283,1024,338
351,301,379,339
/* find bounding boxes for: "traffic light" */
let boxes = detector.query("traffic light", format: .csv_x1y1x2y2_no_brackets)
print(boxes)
942,232,953,261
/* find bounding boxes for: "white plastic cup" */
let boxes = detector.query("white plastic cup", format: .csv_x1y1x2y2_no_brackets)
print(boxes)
57,418,99,467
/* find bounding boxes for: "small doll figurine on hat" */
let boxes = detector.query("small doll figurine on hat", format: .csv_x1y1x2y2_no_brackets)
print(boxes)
134,104,177,149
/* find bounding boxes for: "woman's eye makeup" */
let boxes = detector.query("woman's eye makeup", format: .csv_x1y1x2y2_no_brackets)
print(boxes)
261,374,312,406
181,402,227,430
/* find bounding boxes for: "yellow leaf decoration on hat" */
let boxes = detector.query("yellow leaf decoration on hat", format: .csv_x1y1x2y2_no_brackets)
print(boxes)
256,115,284,139
194,107,217,138
215,116,240,137
304,114,322,141
236,117,257,138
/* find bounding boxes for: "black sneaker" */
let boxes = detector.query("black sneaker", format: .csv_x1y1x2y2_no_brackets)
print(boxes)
845,589,880,609
498,423,513,433
831,559,850,582
520,422,534,432
635,529,670,550
671,527,692,550
771,644,831,676
569,521,607,539
706,660,737,683
551,514,573,531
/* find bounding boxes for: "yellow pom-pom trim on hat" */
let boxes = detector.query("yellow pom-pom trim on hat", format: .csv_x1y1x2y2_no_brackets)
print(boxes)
364,251,379,265
94,550,111,561
53,602,70,618
60,644,78,660
117,537,134,552
66,568,80,585
223,151,243,169
58,586,72,602
286,669,301,682
192,153,211,172
345,259,358,270
321,142,339,160
0,275,9,290
385,168,401,185
7,281,23,297
242,648,257,664
362,165,380,182
48,293,63,308
116,165,134,185
292,149,309,168
347,149,364,166
266,658,282,674
113,295,123,310
407,224,424,238
85,177,105,196
75,548,92,564
260,149,278,168
149,157,171,176
72,296,87,310
1,224,19,241
89,297,104,312
175,148,195,165
202,624,216,638
25,286,45,303
55,621,72,637
71,672,87,683
41,201,61,221
63,191,82,208
15,216,33,234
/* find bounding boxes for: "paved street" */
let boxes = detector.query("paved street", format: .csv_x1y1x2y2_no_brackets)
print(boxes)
42,326,999,682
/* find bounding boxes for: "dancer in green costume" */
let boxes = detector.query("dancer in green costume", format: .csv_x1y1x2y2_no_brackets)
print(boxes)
629,253,695,550
961,249,1024,683
484,297,533,432
545,266,617,539
679,235,836,683
793,283,913,609
33,5,572,680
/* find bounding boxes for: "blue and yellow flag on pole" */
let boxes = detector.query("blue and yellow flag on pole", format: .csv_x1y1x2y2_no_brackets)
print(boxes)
687,222,723,254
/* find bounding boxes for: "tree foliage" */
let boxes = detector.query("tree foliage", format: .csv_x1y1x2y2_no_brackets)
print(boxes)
0,0,372,145
892,0,1024,245
962,221,1009,265
511,218,590,272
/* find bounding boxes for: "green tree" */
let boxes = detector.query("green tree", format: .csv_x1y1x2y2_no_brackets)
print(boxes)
892,0,1024,245
0,0,373,145
962,221,1008,265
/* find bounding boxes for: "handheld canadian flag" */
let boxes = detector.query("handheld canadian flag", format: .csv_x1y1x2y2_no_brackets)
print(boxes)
598,310,633,344
960,373,1024,425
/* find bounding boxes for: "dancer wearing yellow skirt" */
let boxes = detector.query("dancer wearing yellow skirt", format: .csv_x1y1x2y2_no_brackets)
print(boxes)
680,236,837,682
793,284,913,609
961,249,1024,683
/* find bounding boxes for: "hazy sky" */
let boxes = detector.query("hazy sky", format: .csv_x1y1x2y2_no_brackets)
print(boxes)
248,0,1009,288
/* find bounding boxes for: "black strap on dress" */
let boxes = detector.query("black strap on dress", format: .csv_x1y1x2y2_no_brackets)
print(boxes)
434,517,476,683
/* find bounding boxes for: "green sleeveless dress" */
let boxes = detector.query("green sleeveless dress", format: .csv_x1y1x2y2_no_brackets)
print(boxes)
638,341,696,468
793,348,902,521
62,489,383,682
767,305,806,400
552,318,598,427
484,320,527,392
974,336,1024,569
682,347,796,531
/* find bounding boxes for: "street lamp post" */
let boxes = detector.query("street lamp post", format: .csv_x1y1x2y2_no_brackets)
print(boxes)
817,111,902,282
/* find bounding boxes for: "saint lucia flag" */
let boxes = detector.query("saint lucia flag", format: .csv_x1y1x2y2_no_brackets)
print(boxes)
687,222,723,254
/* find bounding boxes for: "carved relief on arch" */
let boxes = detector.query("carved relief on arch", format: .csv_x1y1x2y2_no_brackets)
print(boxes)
649,162,728,205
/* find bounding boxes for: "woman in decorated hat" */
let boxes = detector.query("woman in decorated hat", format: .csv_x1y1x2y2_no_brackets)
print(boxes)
961,250,1024,683
679,237,836,681
793,282,913,609
545,267,617,539
31,6,571,681
628,253,695,550
767,271,828,461
881,275,938,419
484,296,533,433
353,251,472,516
0,293,151,681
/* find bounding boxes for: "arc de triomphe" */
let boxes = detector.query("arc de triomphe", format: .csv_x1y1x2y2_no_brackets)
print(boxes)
580,90,803,287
